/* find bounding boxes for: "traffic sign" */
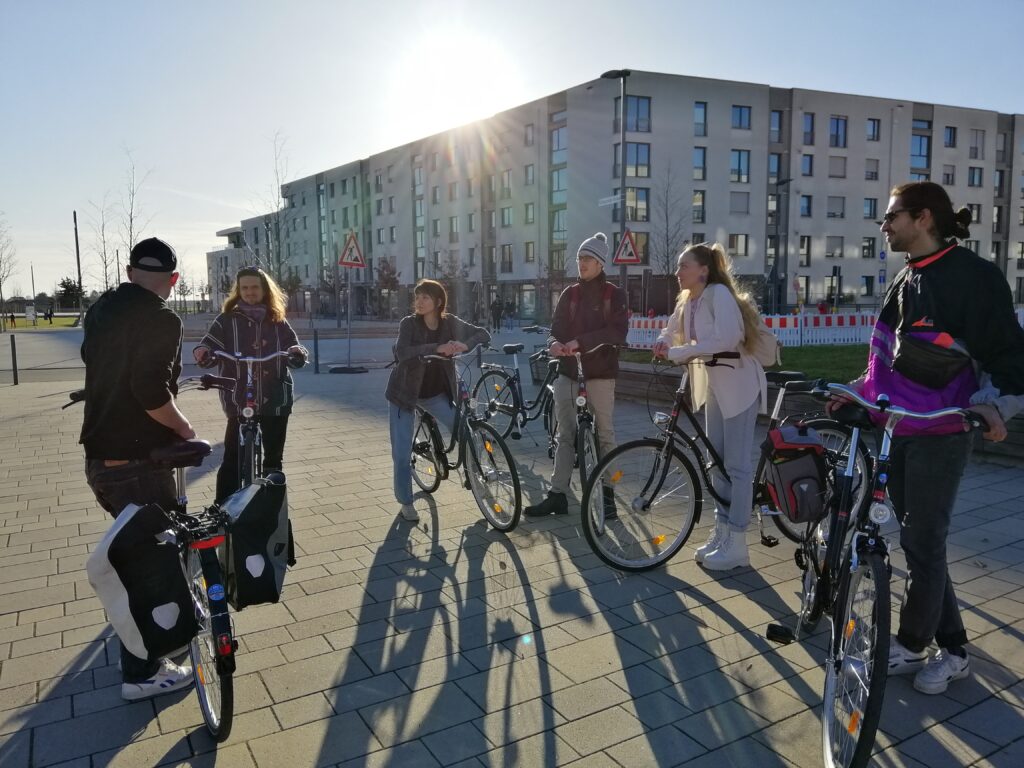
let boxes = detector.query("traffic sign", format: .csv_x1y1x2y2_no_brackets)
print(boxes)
338,231,365,268
879,250,886,262
879,268,887,284
612,228,641,265
598,194,621,207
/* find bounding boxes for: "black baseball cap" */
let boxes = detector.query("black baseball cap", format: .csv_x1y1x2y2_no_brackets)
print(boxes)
129,237,178,272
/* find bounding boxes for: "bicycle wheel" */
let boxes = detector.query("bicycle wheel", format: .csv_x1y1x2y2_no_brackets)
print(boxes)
472,370,517,438
465,421,522,531
582,439,702,572
576,421,599,494
770,419,871,544
646,362,681,424
188,548,234,741
822,550,890,768
238,422,260,488
411,412,442,493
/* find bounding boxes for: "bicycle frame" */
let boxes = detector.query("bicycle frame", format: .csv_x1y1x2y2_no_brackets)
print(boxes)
480,349,558,428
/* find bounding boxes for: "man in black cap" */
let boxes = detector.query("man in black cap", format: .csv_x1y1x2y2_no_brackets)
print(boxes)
80,236,196,700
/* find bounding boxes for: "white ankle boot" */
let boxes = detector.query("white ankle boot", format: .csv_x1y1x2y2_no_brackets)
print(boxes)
703,528,750,571
694,520,728,564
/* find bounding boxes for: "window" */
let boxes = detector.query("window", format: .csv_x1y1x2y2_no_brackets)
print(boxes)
801,154,814,176
942,165,956,185
828,155,847,178
330,209,336,224
968,166,983,187
1019,206,1024,226
500,244,513,273
692,190,706,223
485,246,496,272
501,206,512,227
800,195,813,217
550,247,566,270
912,119,932,130
829,115,848,148
525,241,535,263
500,169,512,198
866,118,881,142
730,192,750,214
550,168,567,205
389,226,396,243
329,182,335,198
431,186,440,204
993,205,1003,234
614,95,652,132
862,236,876,259
827,196,845,219
731,105,751,129
449,181,458,201
340,178,348,196
803,112,815,144
996,132,1007,162
466,177,475,198
691,232,705,244
694,101,707,136
730,149,750,183
799,235,812,266
727,234,749,256
468,247,475,266
376,227,384,245
551,126,568,165
525,202,535,224
768,153,781,184
525,123,534,146
374,173,383,192
970,129,985,159
487,209,496,229
826,236,844,258
994,169,1005,196
468,212,476,232
943,126,957,148
968,203,981,222
965,239,979,253
864,198,877,219
449,215,459,236
614,187,650,222
302,216,308,230
525,164,535,186
770,110,783,143
375,198,383,215
861,276,875,297
615,142,651,177
552,209,567,242
431,218,440,236
866,158,880,180
693,147,706,180
910,134,931,169
342,208,350,229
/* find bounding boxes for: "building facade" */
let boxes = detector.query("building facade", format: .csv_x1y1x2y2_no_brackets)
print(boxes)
208,71,1024,320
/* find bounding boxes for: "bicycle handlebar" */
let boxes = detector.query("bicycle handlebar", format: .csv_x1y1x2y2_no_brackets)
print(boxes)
420,343,487,362
522,325,551,334
826,383,988,430
212,350,294,364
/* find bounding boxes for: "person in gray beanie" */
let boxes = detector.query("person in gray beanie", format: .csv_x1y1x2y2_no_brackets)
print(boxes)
524,232,628,518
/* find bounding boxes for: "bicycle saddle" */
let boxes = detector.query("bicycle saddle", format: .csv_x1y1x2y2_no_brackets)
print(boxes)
150,439,213,467
765,371,808,386
503,343,525,354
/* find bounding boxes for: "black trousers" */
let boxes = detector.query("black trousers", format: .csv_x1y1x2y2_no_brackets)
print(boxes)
216,414,290,502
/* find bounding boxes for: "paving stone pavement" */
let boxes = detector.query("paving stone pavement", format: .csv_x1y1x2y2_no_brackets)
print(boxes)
1,366,1023,767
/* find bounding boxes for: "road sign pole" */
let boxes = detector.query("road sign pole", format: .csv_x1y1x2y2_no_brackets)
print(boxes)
329,231,368,374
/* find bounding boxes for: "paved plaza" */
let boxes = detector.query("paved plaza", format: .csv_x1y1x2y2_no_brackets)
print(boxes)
1,358,1023,767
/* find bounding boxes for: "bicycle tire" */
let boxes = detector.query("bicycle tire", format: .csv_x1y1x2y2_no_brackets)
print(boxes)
582,439,702,572
411,412,442,493
188,548,234,741
770,419,871,544
465,420,522,531
576,421,599,494
472,370,518,438
239,422,260,489
822,550,890,768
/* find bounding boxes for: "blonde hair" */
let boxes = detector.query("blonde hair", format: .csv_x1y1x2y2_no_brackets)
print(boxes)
223,266,287,323
674,242,763,355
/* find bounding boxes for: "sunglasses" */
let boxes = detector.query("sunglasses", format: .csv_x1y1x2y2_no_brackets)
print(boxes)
877,208,916,225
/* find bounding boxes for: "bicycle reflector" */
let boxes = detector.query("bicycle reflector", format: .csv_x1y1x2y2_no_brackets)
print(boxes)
217,633,233,657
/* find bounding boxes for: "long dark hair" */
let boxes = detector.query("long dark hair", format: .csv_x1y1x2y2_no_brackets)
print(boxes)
891,181,972,241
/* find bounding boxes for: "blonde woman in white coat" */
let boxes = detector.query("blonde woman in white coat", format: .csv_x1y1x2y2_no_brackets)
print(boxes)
653,243,767,570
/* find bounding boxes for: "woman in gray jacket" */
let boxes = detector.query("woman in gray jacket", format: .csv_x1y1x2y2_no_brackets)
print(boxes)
386,280,490,522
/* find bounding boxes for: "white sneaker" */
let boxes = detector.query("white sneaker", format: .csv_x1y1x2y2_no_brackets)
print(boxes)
914,649,970,695
400,503,419,522
694,521,728,564
702,529,750,571
121,658,194,701
888,637,929,675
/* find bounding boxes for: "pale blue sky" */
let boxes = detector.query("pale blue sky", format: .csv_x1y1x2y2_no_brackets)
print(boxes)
1,0,1020,295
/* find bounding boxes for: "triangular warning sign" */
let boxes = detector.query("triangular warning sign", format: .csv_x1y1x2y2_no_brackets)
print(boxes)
612,228,641,265
338,231,366,268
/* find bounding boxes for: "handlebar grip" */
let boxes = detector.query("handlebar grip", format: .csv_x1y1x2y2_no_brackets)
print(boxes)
782,378,828,394
965,412,990,432
200,375,235,391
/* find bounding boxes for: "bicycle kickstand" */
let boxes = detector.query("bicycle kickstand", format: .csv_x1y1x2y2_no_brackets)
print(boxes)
757,507,780,548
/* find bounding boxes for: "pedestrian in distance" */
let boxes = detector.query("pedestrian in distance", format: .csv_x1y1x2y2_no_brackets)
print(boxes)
193,266,308,502
386,279,490,522
490,297,503,334
524,233,628,518
504,299,515,331
653,242,768,571
79,237,196,701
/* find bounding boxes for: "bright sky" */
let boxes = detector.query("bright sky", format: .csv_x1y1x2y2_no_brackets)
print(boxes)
1,0,1020,297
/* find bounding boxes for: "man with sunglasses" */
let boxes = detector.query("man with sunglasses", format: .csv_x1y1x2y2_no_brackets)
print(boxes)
830,182,1024,695
80,237,196,700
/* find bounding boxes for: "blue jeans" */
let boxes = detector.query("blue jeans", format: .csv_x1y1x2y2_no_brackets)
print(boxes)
390,395,455,505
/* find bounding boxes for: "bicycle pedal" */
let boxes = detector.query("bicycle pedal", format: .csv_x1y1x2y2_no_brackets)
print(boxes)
766,623,795,645
760,533,779,548
510,432,521,440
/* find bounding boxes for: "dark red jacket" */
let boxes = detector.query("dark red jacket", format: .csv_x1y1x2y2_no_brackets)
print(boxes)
548,272,628,380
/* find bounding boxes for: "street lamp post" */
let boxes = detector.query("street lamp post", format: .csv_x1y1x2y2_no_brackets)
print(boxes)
601,69,631,296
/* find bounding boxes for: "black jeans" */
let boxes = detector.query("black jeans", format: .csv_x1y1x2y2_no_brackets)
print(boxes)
216,414,290,502
85,459,177,683
887,431,973,653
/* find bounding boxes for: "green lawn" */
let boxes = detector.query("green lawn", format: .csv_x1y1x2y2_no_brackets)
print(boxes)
621,344,869,384
5,316,79,331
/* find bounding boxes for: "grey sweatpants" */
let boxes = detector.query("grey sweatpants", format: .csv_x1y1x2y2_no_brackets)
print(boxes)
550,375,616,495
704,388,759,532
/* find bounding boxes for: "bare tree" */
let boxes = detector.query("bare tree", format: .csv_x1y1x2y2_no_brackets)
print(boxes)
439,250,470,315
120,150,153,256
648,159,689,312
88,192,117,290
249,131,298,283
0,214,17,332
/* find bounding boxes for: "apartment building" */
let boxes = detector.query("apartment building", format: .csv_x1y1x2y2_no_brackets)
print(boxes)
208,71,1024,319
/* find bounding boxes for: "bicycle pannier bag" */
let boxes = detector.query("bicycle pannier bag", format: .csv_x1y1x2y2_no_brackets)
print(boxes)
219,473,295,610
86,502,199,661
762,425,829,524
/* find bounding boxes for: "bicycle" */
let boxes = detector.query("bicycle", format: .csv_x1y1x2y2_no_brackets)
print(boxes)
765,383,988,768
581,354,871,571
410,347,523,531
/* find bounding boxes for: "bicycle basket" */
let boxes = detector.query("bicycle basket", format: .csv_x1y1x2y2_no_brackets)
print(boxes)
529,345,552,385
761,425,829,524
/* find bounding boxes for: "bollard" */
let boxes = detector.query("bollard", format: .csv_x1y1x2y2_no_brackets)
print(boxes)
10,334,18,386
313,329,320,374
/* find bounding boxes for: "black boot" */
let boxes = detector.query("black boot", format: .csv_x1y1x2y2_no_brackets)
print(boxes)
524,491,568,517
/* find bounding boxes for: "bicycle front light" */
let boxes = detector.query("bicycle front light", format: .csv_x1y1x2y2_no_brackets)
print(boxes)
652,412,670,426
868,501,892,525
